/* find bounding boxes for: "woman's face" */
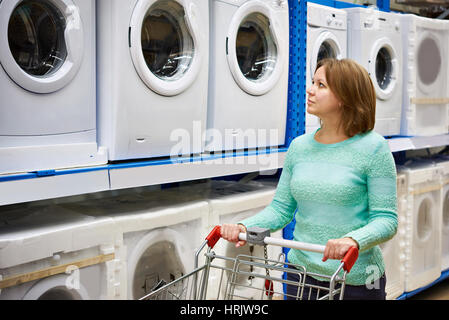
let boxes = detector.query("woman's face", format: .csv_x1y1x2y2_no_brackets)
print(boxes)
306,66,342,120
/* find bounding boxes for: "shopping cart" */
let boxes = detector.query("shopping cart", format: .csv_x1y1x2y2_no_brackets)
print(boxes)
139,226,359,300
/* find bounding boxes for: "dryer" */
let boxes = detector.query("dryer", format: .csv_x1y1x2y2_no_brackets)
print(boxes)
0,0,105,174
206,0,289,152
401,14,449,137
398,159,443,293
97,0,209,161
305,3,347,134
345,7,402,137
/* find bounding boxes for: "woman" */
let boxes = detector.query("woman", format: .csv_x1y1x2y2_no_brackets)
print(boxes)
221,58,398,300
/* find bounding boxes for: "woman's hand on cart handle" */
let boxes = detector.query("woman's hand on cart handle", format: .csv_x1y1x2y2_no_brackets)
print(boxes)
221,223,247,248
322,237,359,262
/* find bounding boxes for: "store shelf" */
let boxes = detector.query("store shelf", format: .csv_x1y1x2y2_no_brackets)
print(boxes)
0,166,109,206
1,134,449,206
387,134,449,152
0,148,287,206
397,268,449,300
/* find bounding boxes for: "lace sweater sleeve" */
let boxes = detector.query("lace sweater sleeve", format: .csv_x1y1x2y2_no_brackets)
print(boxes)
344,140,398,252
239,141,299,232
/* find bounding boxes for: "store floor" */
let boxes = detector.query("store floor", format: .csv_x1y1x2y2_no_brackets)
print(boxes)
407,278,449,300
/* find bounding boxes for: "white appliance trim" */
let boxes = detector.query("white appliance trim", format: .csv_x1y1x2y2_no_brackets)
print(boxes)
0,0,84,93
226,0,285,96
129,0,203,96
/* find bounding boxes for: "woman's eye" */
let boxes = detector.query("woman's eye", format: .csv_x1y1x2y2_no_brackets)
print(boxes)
319,82,325,88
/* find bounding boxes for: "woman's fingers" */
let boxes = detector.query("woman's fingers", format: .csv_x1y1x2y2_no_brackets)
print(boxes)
221,224,247,247
322,238,358,262
221,223,237,242
322,242,330,262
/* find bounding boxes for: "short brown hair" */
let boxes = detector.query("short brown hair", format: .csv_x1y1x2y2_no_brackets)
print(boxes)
315,58,376,137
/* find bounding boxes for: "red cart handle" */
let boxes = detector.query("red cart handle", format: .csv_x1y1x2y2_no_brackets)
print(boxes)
205,225,222,249
341,246,359,273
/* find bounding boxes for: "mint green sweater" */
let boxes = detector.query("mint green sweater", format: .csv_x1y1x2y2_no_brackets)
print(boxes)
240,130,398,286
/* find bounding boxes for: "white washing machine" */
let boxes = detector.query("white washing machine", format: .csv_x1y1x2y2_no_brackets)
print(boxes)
379,172,406,300
345,7,402,137
203,179,284,300
401,14,449,137
206,0,289,152
430,155,449,272
0,202,121,300
97,0,209,161
398,159,442,293
305,3,347,134
59,186,210,300
441,169,449,272
0,0,105,175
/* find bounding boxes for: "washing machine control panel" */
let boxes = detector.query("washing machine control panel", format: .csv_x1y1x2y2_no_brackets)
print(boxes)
308,4,347,30
360,13,401,33
220,0,287,9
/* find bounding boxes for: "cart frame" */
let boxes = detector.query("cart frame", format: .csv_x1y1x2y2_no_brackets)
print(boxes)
139,226,359,300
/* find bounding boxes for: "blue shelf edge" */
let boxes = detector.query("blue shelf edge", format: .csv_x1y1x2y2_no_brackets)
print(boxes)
396,268,449,300
0,147,289,183
308,0,390,11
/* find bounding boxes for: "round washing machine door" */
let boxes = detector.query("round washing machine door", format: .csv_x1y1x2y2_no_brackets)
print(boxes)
416,31,443,95
414,196,435,245
129,0,204,96
22,274,90,300
442,189,449,235
310,31,343,77
226,1,286,96
127,228,194,300
368,38,399,101
0,0,84,93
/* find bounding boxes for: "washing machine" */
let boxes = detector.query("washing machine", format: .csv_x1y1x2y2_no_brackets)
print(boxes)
206,0,289,152
305,3,347,134
379,172,406,300
441,166,449,272
397,159,443,293
0,0,105,175
430,154,449,272
202,179,284,300
96,0,209,161
345,7,402,137
59,186,210,300
401,14,449,137
0,201,121,300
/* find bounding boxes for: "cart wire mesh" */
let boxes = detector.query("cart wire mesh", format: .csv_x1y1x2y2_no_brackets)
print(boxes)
139,231,355,301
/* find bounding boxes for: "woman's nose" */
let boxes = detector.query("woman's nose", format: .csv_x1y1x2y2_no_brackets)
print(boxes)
306,86,314,95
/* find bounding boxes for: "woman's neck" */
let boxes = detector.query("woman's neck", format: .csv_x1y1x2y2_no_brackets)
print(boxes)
315,122,349,144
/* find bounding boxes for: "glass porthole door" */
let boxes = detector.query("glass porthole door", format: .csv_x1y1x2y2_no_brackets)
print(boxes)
310,31,342,76
369,38,398,101
0,0,84,93
129,0,203,96
416,32,442,94
226,1,285,96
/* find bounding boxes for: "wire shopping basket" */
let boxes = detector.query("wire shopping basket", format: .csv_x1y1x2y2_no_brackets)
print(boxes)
139,226,359,300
